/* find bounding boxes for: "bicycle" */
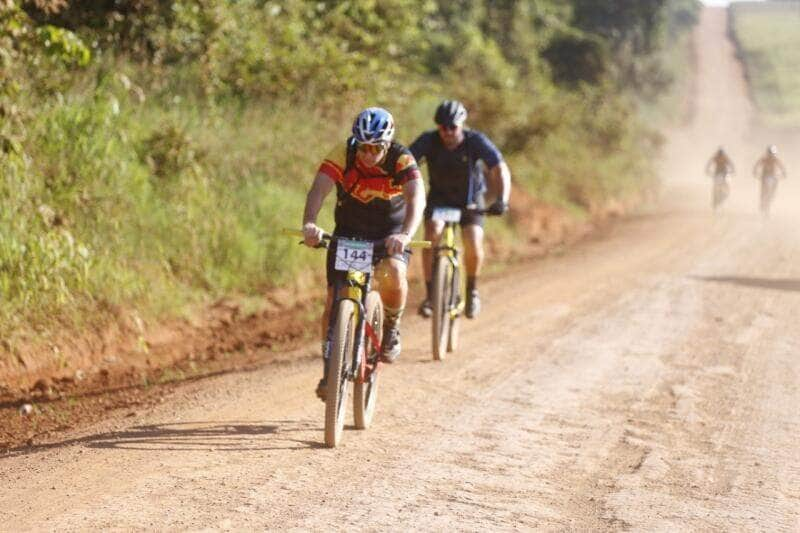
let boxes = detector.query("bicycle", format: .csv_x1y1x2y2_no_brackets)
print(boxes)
709,171,732,211
758,175,781,217
284,229,429,447
429,206,486,361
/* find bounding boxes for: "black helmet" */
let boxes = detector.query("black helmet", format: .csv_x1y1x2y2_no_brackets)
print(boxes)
434,100,468,126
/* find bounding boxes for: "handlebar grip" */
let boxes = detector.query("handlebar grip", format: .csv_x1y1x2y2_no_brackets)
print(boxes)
408,240,432,249
281,228,332,240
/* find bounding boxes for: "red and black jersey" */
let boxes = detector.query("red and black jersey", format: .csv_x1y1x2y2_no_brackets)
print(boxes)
318,138,421,239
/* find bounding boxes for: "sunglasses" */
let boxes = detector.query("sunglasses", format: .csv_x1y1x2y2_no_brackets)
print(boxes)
438,124,460,132
357,142,388,155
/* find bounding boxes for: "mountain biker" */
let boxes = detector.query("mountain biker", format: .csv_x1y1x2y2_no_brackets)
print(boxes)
410,100,511,319
753,145,787,181
302,107,425,400
705,147,735,178
753,145,787,215
706,146,735,209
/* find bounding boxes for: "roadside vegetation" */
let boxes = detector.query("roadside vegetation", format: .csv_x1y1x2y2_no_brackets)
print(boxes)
729,0,800,125
0,1,700,350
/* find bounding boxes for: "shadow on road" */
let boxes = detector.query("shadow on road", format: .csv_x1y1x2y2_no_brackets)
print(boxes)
691,275,800,293
1,420,324,458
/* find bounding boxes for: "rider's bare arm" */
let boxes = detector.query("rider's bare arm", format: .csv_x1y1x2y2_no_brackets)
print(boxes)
489,161,512,204
302,172,335,246
778,159,788,179
383,178,425,255
402,178,425,237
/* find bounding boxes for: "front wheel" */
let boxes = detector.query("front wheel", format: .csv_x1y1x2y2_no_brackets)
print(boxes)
447,263,461,353
354,291,382,430
760,177,776,216
712,177,729,210
325,299,356,448
432,255,453,361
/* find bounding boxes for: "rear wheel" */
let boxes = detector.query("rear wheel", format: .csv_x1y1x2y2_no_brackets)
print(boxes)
432,255,453,361
325,299,356,448
354,292,382,430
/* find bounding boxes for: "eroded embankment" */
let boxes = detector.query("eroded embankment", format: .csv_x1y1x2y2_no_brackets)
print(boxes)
0,187,629,450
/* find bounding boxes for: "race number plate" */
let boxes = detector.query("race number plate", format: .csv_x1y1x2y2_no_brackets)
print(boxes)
431,207,462,223
335,239,374,273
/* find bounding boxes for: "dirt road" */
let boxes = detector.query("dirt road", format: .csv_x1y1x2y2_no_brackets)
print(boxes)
1,8,799,531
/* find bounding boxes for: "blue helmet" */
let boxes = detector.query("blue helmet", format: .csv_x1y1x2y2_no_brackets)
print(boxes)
352,107,395,144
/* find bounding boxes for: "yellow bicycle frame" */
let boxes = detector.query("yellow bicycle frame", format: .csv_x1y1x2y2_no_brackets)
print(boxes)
439,224,465,318
339,270,365,310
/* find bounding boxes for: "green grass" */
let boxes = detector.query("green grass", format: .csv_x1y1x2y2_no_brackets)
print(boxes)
0,67,661,348
730,1,800,125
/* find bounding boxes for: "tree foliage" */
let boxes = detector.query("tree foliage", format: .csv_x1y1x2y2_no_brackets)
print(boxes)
0,0,701,337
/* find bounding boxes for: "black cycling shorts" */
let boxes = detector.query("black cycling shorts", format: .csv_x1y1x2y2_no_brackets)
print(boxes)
424,193,485,228
325,236,411,287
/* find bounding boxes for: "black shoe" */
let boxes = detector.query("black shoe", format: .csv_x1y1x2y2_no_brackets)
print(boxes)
315,378,326,402
465,289,481,319
418,298,432,318
381,326,401,363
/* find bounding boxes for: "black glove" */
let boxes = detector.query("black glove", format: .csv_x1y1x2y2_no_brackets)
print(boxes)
486,200,508,216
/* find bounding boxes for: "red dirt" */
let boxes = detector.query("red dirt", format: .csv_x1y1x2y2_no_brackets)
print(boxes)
0,184,624,451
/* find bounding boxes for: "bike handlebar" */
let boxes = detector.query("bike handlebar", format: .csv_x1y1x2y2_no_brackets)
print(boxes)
281,229,431,249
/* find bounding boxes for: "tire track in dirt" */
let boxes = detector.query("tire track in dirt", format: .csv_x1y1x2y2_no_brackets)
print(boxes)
2,7,800,531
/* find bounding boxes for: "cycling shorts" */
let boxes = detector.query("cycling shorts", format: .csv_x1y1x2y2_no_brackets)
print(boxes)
424,192,485,228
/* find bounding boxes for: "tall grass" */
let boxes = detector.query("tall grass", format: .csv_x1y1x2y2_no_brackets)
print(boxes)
730,1,800,125
1,68,662,342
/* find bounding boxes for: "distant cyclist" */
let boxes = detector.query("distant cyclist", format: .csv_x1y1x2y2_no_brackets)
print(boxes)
301,107,425,399
705,147,735,209
410,100,511,319
706,147,735,178
753,145,787,215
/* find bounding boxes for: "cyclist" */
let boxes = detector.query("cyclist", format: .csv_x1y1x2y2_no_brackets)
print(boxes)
410,100,511,319
705,146,735,208
302,107,425,399
705,147,735,178
753,145,787,214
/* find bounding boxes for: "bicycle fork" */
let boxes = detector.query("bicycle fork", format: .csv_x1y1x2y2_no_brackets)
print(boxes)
435,247,464,319
323,271,368,382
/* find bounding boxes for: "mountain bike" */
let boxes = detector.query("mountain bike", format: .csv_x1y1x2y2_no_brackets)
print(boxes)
711,171,731,210
429,206,485,361
759,175,779,217
284,229,429,447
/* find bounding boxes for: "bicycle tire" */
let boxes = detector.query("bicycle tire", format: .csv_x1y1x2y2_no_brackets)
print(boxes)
325,299,356,448
447,261,461,353
761,178,776,216
432,256,452,361
354,292,382,429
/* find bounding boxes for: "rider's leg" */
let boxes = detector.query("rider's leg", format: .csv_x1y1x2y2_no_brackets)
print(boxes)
462,223,485,318
316,287,335,399
321,288,334,351
374,256,408,361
